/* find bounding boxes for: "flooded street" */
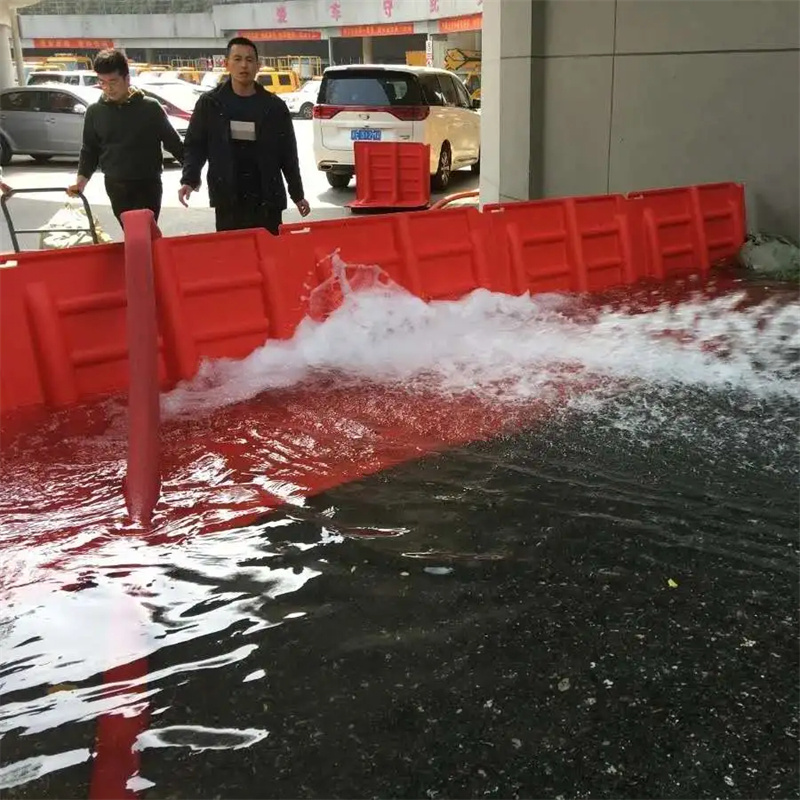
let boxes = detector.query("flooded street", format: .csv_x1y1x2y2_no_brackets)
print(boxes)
1,275,798,798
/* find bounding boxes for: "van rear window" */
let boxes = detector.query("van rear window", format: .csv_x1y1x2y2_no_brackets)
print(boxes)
320,70,423,106
29,74,64,85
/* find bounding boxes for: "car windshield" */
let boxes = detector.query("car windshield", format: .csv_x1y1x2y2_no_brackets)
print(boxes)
320,70,423,106
138,71,180,84
143,85,200,112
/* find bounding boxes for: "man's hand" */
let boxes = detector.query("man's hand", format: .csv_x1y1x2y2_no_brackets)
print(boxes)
178,184,195,207
0,181,11,197
295,198,310,218
67,176,88,197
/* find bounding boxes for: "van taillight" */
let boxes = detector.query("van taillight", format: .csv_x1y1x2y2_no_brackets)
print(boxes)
313,105,342,119
389,106,430,121
313,105,431,121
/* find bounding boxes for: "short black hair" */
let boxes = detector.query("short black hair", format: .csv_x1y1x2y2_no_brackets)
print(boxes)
93,48,129,78
226,36,258,58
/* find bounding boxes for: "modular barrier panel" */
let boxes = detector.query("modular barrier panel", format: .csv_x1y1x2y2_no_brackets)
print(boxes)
349,141,431,210
0,241,169,411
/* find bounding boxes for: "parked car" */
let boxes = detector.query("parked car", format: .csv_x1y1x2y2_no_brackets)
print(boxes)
133,81,202,121
256,68,300,95
0,85,188,166
27,70,99,88
312,65,480,191
282,78,322,119
200,70,226,91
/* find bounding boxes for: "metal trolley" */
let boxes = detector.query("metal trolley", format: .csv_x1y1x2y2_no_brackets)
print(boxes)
1,187,100,253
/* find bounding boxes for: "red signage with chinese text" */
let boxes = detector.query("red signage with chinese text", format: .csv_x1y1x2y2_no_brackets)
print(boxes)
340,23,415,37
33,38,114,49
437,13,482,33
238,29,323,41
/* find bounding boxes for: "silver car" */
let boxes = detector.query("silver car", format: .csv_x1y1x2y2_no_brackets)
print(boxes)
0,84,187,166
0,85,101,165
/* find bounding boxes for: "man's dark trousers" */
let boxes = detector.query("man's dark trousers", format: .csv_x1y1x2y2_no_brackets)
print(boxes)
105,177,163,223
215,203,283,236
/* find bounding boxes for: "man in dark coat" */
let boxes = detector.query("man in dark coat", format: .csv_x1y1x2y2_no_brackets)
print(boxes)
68,48,183,222
178,36,310,235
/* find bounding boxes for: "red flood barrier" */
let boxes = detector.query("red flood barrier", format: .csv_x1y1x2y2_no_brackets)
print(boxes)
0,179,748,519
348,141,431,210
484,193,635,294
153,228,282,379
626,182,746,280
0,242,131,411
0,180,746,416
282,204,491,301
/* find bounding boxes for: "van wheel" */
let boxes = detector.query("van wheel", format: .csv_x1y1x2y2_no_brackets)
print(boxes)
300,103,314,120
432,144,451,191
471,151,480,175
0,136,11,167
326,172,351,189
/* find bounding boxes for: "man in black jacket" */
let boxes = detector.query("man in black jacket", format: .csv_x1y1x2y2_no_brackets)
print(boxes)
68,48,183,223
178,36,310,235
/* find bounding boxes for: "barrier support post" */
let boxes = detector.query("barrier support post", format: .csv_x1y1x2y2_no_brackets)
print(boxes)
121,209,162,527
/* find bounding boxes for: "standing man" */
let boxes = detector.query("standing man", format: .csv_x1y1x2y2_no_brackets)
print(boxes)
178,36,310,235
68,48,184,223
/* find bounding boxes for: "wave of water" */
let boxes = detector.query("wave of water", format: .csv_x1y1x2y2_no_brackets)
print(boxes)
163,260,800,418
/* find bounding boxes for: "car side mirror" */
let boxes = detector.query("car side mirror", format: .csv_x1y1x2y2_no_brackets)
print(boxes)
73,103,87,114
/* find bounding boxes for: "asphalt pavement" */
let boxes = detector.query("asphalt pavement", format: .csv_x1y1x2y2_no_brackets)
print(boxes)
0,118,478,252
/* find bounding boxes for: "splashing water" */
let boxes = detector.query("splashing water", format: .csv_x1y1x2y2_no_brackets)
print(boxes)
163,256,799,418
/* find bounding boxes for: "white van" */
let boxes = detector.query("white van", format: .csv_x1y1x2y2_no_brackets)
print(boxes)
312,64,480,191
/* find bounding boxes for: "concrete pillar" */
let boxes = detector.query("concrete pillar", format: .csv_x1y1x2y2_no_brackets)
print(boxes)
0,24,13,90
145,48,156,63
327,36,335,67
478,0,534,204
11,11,23,86
361,35,373,64
429,34,448,69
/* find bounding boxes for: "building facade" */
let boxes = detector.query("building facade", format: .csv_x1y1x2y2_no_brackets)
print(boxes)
18,0,482,63
481,0,799,239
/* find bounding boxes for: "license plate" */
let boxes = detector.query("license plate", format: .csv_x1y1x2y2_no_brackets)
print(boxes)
351,128,381,141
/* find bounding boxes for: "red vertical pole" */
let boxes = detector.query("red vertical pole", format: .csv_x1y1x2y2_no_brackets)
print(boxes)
121,209,161,527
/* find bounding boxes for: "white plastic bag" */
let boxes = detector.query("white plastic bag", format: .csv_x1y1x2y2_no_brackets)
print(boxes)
38,202,112,249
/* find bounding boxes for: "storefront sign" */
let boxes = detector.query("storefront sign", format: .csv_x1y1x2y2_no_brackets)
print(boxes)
340,23,415,37
437,13,482,33
239,29,322,41
33,38,114,49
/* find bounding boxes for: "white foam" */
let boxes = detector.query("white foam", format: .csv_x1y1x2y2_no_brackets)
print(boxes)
0,749,90,790
162,256,800,418
134,725,269,752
